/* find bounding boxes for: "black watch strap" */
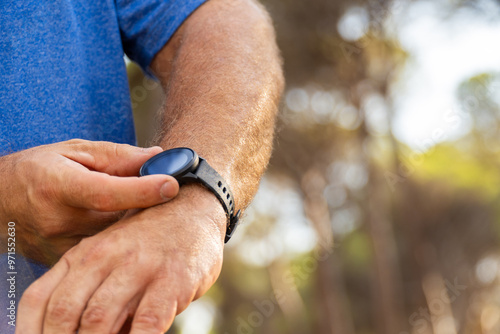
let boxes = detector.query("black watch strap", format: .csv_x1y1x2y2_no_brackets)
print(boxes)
183,158,241,243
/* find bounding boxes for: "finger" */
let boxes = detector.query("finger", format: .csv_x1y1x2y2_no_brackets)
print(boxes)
130,279,179,334
42,250,111,333
16,257,70,334
60,140,163,176
78,267,145,334
61,170,179,211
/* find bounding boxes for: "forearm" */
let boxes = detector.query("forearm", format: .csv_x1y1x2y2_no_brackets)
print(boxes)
151,0,284,215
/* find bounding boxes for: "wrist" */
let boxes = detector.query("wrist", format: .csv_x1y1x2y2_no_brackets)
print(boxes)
151,183,227,243
185,184,227,241
139,147,241,242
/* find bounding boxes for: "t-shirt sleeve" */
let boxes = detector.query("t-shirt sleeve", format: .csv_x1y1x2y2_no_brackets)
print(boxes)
116,0,207,72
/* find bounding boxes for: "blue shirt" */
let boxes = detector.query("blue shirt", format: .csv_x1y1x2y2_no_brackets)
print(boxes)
0,0,205,331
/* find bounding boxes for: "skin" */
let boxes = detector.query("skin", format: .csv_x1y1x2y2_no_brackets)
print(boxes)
15,0,284,333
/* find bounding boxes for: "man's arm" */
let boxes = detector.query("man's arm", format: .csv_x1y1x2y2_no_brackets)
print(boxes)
151,0,283,211
16,0,283,333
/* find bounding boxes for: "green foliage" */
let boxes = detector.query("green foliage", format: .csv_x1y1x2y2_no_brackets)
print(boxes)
409,144,500,198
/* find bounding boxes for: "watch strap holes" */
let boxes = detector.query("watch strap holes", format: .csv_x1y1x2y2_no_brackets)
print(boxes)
218,181,222,187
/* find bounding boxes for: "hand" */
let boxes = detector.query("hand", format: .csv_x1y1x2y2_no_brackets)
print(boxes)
16,184,226,334
0,139,179,265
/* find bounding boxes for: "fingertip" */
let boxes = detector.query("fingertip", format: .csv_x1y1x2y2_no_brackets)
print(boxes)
142,146,163,155
160,178,180,201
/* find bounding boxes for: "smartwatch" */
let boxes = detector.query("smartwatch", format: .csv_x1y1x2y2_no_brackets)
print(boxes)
139,147,240,243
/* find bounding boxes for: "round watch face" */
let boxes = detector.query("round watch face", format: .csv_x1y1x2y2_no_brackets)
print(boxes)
139,147,198,178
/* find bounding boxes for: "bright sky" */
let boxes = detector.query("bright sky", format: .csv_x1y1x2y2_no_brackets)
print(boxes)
390,0,500,150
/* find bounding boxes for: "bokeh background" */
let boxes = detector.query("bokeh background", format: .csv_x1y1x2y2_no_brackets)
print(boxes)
128,0,500,333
